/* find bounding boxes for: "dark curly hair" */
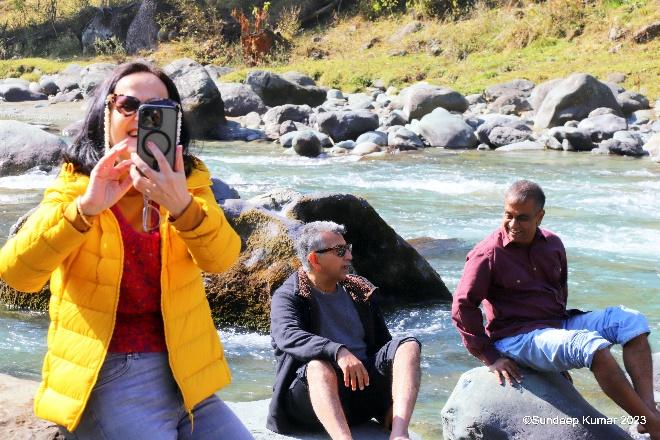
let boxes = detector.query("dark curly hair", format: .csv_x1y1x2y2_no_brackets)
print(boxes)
63,61,196,176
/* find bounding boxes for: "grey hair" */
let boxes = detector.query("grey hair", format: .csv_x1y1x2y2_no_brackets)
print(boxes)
295,221,346,272
504,180,546,210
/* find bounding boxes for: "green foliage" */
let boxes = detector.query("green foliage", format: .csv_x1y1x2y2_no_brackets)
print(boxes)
92,36,126,57
371,0,400,16
44,31,81,57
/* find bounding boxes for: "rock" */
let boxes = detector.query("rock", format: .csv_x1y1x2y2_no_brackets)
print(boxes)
632,21,660,44
316,110,379,142
81,5,135,55
477,143,491,151
216,120,265,142
204,65,235,81
475,115,531,146
163,58,226,139
375,93,391,106
281,71,316,87
327,89,344,100
496,140,545,151
125,0,158,54
351,142,381,156
38,75,60,96
381,110,408,127
617,91,650,115
608,72,626,84
284,194,452,304
355,131,388,146
62,120,84,138
598,138,646,157
529,78,563,112
334,140,356,150
642,133,660,158
388,21,423,43
53,64,83,93
280,130,331,149
484,79,535,102
534,73,622,129
240,112,262,130
606,81,625,96
629,109,653,125
487,126,532,147
217,83,266,117
246,70,326,107
388,127,424,150
0,83,46,102
488,94,532,115
441,367,633,440
577,113,628,142
0,120,65,176
588,107,617,118
51,89,84,103
399,83,469,120
347,93,374,110
263,104,312,126
548,126,593,151
466,94,486,105
413,108,478,149
79,63,116,95
292,131,323,157
247,189,302,211
211,177,240,202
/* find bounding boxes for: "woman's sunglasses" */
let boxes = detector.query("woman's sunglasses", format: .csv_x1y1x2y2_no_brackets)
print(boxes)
106,94,177,116
315,243,352,257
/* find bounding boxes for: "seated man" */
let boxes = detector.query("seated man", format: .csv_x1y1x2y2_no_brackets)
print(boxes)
267,221,421,440
452,179,659,439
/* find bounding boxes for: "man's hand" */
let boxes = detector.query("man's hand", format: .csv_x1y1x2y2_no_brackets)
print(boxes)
488,357,523,385
336,347,369,391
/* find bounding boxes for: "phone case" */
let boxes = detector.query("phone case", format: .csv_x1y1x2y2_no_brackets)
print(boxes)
136,103,181,171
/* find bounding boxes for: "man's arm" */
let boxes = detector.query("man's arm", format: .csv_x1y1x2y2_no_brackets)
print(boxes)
270,289,344,363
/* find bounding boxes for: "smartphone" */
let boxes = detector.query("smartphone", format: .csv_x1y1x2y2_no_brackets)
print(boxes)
137,101,180,171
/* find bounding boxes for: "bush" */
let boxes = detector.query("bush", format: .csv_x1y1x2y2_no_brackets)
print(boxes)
45,31,81,57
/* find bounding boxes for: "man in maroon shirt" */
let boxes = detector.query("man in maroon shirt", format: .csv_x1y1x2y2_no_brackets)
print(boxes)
452,180,659,439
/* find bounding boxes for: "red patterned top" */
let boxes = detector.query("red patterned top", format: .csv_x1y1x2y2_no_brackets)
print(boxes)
108,205,167,352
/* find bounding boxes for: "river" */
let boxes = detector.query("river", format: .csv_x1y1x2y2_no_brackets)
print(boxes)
1,142,658,438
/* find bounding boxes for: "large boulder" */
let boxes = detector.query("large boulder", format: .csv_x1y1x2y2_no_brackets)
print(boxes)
412,108,478,149
217,83,266,117
534,74,622,130
246,70,326,107
0,82,46,102
442,367,633,440
642,133,660,159
79,63,116,95
292,130,323,157
284,193,451,305
399,83,469,120
81,5,136,55
163,58,226,139
617,91,650,115
125,0,159,55
484,79,535,102
475,115,532,146
0,120,65,176
316,110,379,142
53,64,84,93
529,78,563,111
577,113,628,142
388,127,424,150
263,104,312,126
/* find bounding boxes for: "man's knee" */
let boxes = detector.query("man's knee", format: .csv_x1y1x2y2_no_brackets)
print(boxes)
306,360,337,384
608,306,650,345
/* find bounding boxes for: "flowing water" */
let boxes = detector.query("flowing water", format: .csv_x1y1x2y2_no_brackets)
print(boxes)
1,142,659,438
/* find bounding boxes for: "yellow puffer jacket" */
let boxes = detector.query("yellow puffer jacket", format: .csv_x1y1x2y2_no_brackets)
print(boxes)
0,162,241,432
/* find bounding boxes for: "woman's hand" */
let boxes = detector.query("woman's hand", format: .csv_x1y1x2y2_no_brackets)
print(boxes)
79,141,134,216
130,143,192,218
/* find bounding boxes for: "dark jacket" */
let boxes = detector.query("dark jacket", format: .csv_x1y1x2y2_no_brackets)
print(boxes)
266,268,392,433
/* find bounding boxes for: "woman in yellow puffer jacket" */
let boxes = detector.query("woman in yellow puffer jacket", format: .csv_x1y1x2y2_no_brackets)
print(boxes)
0,62,253,439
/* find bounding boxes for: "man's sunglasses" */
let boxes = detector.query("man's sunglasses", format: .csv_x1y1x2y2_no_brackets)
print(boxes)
106,94,177,116
315,243,352,257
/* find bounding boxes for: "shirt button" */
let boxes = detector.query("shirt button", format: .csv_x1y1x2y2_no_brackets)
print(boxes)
533,267,537,271
516,280,520,283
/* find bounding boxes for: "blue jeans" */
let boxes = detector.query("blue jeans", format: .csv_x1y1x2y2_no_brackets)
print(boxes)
59,352,253,440
494,306,650,372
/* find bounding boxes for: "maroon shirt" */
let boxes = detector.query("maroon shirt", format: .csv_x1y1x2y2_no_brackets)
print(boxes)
108,205,167,353
452,227,569,365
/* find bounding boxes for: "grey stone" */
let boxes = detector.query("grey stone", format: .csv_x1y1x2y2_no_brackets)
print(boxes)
441,367,633,440
79,63,116,95
607,72,626,83
617,91,650,114
239,112,262,130
0,120,65,176
351,142,381,156
606,81,625,96
356,131,388,146
484,79,535,102
487,126,532,147
488,93,532,115
280,129,331,149
53,64,83,93
477,143,491,151
329,145,350,155
413,107,478,149
327,89,344,100
375,93,391,106
549,126,594,151
81,7,127,55
599,138,646,157
466,94,486,105
496,140,545,151
38,75,60,96
388,127,424,150
281,71,316,87
534,73,622,129
215,120,265,142
529,79,563,111
629,109,653,125
204,65,235,81
642,133,660,158
292,131,322,157
263,104,312,126
316,110,379,142
163,58,226,139
347,93,375,110
564,120,579,128
217,83,266,117
0,83,46,102
632,21,660,44
475,115,531,146
125,0,158,54
334,140,356,150
613,130,644,147
211,177,240,202
588,107,617,118
388,21,423,43
381,110,408,127
246,70,326,107
51,89,84,103
399,83,468,120
577,113,628,142
247,189,302,212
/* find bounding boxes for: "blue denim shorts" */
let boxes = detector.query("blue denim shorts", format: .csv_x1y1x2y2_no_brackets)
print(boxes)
59,352,253,440
494,306,650,372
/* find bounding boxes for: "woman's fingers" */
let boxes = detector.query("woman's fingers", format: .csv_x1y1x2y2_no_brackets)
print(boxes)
174,145,184,173
130,152,157,180
147,142,173,173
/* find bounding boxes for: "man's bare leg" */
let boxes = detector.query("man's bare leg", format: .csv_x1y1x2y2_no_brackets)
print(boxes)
306,360,351,440
591,347,660,440
622,334,658,412
390,341,421,440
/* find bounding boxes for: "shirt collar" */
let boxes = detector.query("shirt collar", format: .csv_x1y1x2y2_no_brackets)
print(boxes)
500,226,547,248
